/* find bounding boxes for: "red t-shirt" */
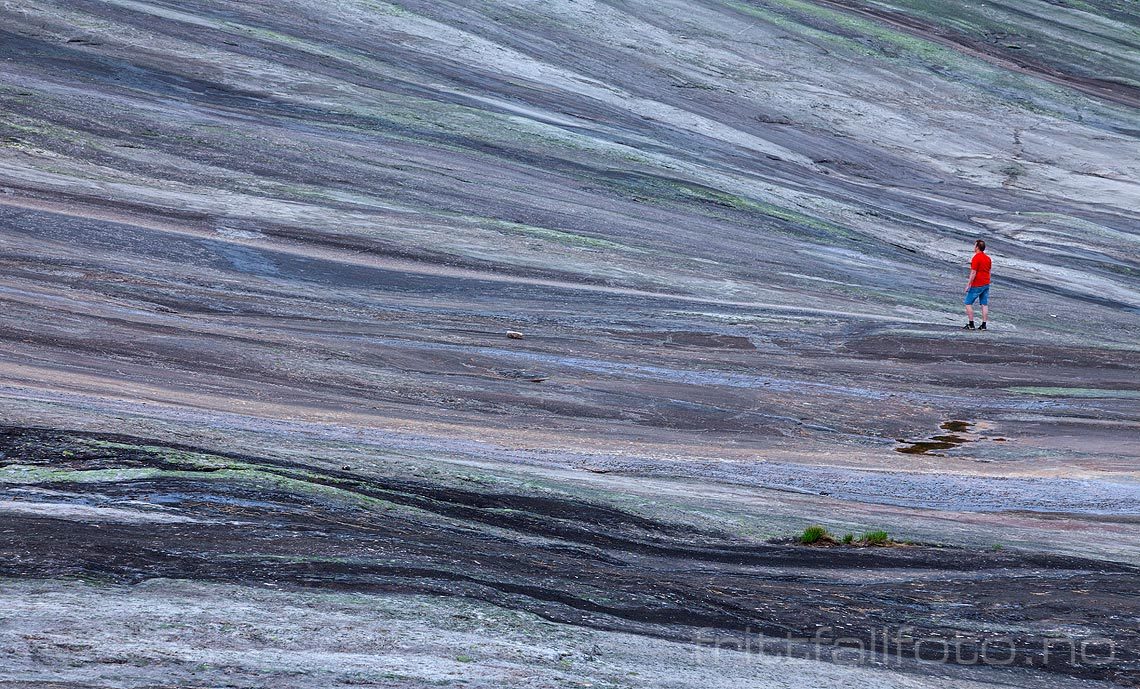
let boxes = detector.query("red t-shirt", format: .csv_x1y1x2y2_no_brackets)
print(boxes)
970,252,991,287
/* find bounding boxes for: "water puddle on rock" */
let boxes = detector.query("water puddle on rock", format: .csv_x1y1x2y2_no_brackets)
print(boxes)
895,420,974,455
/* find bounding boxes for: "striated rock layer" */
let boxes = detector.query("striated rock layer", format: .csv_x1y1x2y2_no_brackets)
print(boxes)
0,1,1138,687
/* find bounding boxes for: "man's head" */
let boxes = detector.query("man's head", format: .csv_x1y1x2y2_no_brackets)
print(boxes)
975,239,986,253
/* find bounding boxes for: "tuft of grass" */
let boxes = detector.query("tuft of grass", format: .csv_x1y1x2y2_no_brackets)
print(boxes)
861,530,890,545
1000,163,1027,179
800,525,831,544
796,527,901,546
455,654,474,663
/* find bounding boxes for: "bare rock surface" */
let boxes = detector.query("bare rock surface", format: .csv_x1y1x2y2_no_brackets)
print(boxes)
0,0,1138,687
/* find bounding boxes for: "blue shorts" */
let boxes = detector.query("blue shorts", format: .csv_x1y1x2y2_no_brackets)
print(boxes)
964,285,990,306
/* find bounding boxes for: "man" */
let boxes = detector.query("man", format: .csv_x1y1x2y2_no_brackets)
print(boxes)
962,239,991,330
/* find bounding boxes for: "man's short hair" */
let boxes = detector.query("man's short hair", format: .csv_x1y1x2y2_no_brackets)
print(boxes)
975,239,986,252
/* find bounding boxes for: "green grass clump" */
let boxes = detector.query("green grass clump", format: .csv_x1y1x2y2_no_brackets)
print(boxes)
861,530,890,545
796,527,900,546
800,525,831,544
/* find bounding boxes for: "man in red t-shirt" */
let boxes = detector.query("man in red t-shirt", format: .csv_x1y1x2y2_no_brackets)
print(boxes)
962,239,991,330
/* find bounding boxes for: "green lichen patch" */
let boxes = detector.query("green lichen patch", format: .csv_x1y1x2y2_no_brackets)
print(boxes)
1005,386,1140,399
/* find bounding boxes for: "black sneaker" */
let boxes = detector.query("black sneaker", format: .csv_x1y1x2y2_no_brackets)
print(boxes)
978,322,987,330
962,322,975,330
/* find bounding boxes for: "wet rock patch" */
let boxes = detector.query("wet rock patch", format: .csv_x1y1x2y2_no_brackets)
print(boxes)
895,420,975,455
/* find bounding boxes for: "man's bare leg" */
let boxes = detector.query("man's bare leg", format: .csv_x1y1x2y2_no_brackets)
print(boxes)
981,305,988,323
966,304,974,322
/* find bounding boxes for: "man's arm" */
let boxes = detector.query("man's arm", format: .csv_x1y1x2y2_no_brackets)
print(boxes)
966,270,976,291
